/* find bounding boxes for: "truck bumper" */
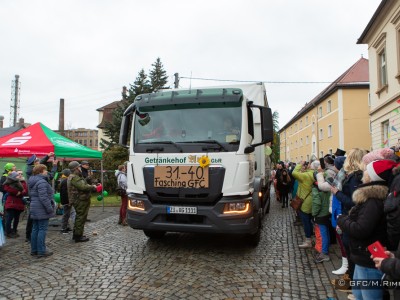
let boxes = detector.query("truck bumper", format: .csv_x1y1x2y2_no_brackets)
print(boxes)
126,193,259,235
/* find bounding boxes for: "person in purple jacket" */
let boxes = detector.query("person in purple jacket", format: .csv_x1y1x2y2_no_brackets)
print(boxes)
28,164,55,258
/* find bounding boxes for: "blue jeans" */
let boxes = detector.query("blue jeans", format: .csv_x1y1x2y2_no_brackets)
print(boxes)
31,219,49,255
299,210,313,238
352,264,383,300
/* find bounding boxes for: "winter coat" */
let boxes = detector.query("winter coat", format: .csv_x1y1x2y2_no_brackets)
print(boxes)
28,174,55,220
292,164,314,214
316,166,336,192
59,177,69,205
335,170,363,216
67,171,96,205
116,170,127,191
380,244,400,299
337,182,388,268
312,185,331,225
331,194,342,228
385,169,400,251
3,178,28,211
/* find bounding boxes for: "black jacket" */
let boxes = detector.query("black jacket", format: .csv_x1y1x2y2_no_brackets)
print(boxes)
60,178,69,205
386,170,400,250
335,170,363,216
337,183,388,268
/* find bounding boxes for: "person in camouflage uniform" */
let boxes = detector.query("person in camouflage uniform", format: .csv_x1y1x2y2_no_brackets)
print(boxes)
67,161,97,243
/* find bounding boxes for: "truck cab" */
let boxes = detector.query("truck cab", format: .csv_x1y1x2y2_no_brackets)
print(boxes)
120,83,273,246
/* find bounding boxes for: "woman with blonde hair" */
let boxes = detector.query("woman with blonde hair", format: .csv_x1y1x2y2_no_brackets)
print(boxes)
330,148,367,296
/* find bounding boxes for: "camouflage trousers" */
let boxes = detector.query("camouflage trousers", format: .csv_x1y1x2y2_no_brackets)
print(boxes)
72,200,90,237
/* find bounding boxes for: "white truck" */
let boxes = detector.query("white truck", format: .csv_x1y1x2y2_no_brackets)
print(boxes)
119,82,273,246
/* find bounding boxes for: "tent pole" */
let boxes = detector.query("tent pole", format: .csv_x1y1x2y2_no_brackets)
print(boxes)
101,160,104,212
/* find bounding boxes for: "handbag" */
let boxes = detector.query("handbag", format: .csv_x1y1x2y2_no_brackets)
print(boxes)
290,190,312,210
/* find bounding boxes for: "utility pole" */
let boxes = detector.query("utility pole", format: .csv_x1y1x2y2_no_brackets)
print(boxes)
174,73,179,88
10,75,20,127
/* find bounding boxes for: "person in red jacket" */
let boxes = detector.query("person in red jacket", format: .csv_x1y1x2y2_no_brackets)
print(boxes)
3,171,28,238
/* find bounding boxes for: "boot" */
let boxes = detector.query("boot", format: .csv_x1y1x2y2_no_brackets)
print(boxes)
332,257,349,275
298,238,312,248
74,235,89,243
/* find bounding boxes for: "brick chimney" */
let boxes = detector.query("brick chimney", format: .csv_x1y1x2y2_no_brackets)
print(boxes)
18,118,24,127
122,86,127,100
59,98,64,131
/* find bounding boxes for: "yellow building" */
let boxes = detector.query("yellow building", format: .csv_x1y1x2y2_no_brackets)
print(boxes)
358,0,400,150
279,58,371,162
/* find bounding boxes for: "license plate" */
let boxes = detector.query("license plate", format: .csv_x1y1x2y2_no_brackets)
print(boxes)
167,206,197,215
154,166,209,188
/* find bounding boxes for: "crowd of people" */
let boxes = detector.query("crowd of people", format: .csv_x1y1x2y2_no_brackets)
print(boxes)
273,147,400,300
0,154,128,258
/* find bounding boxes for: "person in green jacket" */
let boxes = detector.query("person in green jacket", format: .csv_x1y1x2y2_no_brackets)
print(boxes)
292,159,316,248
67,161,97,243
312,166,332,263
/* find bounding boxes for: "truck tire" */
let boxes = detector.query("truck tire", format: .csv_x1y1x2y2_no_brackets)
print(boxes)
143,230,166,239
247,227,261,247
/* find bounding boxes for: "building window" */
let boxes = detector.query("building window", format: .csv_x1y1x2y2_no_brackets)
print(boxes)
300,138,303,146
312,122,315,133
307,154,310,161
383,121,389,146
328,125,332,137
312,142,316,153
319,129,323,140
305,116,308,125
327,100,332,113
329,149,333,155
306,136,309,144
319,106,323,118
300,120,302,129
320,151,324,157
378,48,388,88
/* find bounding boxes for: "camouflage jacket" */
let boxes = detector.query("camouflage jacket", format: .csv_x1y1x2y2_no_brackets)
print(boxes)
67,173,96,204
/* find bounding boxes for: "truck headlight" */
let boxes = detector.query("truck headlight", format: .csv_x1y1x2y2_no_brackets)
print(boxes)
223,202,250,214
128,199,145,211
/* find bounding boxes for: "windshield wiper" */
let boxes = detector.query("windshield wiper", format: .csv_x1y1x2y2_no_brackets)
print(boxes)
182,140,228,152
139,141,183,153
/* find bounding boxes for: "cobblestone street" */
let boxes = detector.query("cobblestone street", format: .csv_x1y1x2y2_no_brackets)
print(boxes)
0,191,347,300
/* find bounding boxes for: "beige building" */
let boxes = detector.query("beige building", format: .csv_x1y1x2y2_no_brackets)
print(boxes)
279,58,371,162
358,0,400,150
56,128,99,150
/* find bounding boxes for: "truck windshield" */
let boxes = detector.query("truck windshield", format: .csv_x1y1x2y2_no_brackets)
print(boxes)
134,106,242,147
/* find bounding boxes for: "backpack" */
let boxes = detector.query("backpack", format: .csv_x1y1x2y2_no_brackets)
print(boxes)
116,173,126,196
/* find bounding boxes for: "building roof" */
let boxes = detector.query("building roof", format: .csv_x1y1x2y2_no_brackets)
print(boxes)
357,0,388,44
0,126,24,138
279,58,369,132
97,100,126,129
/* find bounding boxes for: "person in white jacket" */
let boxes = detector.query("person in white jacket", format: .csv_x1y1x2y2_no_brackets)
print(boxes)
115,164,128,225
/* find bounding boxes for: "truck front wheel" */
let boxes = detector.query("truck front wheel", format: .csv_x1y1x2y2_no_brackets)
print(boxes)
143,230,166,239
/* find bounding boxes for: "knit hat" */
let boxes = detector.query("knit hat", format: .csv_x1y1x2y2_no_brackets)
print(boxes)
7,171,19,180
4,163,15,172
68,161,80,170
81,161,89,166
27,154,37,165
366,160,399,182
62,169,71,177
362,148,396,165
334,156,346,171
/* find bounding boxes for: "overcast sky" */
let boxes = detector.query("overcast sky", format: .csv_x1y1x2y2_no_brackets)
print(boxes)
0,0,381,131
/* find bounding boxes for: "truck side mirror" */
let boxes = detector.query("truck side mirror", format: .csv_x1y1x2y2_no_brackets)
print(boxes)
244,145,255,154
261,107,273,144
119,103,136,147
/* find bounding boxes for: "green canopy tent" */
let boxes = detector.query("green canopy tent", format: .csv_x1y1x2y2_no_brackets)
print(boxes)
0,122,106,210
